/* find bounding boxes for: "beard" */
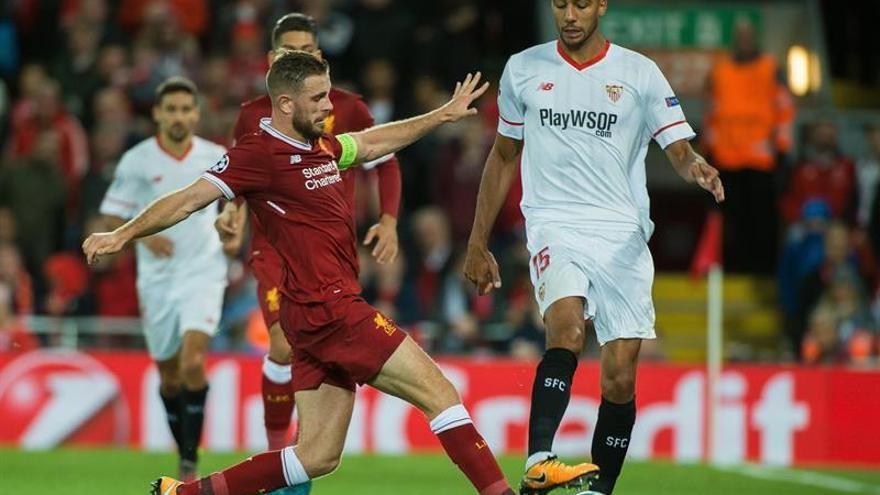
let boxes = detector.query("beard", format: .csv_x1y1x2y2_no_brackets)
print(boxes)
165,123,190,143
292,111,325,141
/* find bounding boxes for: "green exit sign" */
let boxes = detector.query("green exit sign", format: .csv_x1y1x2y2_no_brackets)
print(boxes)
603,5,763,49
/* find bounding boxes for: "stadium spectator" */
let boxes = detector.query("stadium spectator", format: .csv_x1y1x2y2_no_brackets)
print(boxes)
398,73,448,211
430,117,492,241
43,251,90,316
362,58,398,124
0,283,37,353
793,222,867,358
119,0,209,37
0,130,68,301
0,243,33,316
802,271,876,364
226,22,268,103
6,78,89,192
703,18,795,274
782,119,857,225
858,124,880,229
779,199,832,353
52,19,103,120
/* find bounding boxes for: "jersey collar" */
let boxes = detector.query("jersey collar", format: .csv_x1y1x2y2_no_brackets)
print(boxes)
556,39,611,71
155,135,194,161
259,118,313,150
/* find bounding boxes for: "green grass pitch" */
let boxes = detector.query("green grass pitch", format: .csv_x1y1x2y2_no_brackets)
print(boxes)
2,449,879,494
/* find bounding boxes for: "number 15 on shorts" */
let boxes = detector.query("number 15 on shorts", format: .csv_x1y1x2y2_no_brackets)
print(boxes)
532,247,550,279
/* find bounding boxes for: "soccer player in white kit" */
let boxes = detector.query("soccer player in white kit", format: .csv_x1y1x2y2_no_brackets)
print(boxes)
99,77,228,481
464,1,725,494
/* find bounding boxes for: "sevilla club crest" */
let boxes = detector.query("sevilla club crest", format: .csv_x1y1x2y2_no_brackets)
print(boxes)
605,84,623,103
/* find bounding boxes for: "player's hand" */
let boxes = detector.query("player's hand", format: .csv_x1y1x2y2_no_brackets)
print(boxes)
363,214,399,264
440,72,491,123
463,242,502,295
141,235,174,257
82,232,128,265
215,202,240,241
689,158,725,203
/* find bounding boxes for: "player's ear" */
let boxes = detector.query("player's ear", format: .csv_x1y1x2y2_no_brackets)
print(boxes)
598,0,608,16
277,94,295,115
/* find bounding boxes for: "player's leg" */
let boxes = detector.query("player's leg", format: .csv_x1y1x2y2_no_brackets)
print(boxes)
585,230,656,495
141,287,193,476
262,320,295,449
519,295,599,494
177,330,211,477
174,279,225,476
369,336,515,495
528,296,585,463
156,354,185,459
588,339,640,495
162,383,354,495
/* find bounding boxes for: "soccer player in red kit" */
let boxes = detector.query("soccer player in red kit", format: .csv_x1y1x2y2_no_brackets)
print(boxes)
83,51,515,495
219,12,402,453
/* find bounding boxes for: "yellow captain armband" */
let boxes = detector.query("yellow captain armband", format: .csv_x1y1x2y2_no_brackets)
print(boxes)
336,134,358,170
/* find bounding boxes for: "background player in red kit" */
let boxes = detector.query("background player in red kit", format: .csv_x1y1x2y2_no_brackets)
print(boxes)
83,51,516,495
218,12,402,453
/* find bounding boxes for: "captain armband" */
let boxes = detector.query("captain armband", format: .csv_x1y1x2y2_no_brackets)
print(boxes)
336,134,358,171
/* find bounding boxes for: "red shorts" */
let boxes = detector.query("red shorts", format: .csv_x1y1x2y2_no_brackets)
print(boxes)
280,295,407,393
251,250,284,327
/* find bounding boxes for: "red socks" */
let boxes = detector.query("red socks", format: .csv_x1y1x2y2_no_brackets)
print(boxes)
261,357,294,450
177,450,288,495
431,405,513,495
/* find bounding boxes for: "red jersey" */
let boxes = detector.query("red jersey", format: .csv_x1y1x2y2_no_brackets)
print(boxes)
204,120,358,304
233,90,401,269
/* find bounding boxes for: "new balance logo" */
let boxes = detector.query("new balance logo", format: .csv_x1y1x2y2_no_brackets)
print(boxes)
537,82,555,91
291,155,302,164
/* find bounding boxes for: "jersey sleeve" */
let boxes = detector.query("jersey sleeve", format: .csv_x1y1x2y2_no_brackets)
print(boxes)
99,152,145,219
497,56,525,140
201,137,270,199
644,62,696,149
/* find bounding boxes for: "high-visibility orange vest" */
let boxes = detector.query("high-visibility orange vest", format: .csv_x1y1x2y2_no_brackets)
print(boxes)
704,54,794,171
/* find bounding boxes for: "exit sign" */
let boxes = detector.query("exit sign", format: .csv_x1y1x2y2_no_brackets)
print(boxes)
603,5,763,49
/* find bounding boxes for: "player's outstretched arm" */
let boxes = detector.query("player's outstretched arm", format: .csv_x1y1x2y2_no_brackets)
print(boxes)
665,139,725,203
463,134,523,295
345,72,489,166
83,178,223,264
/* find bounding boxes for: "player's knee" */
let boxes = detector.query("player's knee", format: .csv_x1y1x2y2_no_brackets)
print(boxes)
304,451,342,477
601,367,636,402
180,356,206,384
546,324,585,354
159,378,181,397
422,375,462,419
268,337,291,363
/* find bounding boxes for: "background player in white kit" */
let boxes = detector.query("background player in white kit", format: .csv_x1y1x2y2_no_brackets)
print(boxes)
99,77,228,481
464,1,725,494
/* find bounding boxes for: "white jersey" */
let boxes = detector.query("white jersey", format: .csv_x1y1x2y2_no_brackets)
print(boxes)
100,136,228,286
498,40,695,239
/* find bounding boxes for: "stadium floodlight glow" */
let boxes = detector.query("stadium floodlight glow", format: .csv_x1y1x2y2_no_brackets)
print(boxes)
787,45,810,96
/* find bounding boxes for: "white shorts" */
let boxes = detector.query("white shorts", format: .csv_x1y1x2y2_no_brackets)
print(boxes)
137,278,226,361
527,225,656,346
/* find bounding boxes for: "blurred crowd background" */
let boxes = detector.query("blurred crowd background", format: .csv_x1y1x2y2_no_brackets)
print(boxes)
1,0,879,366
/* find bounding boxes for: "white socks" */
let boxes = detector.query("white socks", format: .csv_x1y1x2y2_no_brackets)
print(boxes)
429,404,473,434
281,446,310,485
262,355,292,384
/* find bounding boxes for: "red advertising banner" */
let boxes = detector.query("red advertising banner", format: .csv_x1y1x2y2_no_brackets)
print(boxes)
1,350,878,467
